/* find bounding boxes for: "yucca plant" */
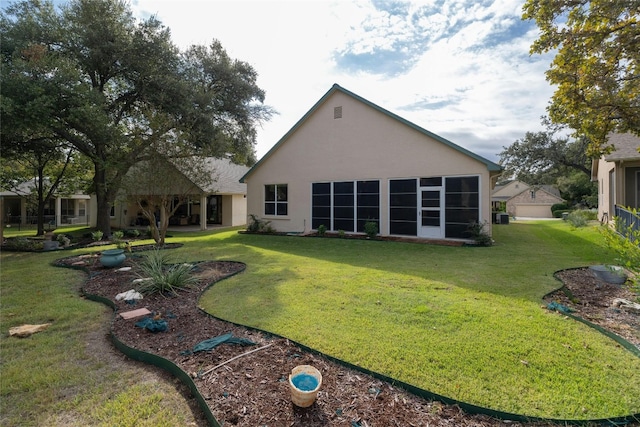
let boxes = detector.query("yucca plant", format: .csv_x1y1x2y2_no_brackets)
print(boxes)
135,249,198,296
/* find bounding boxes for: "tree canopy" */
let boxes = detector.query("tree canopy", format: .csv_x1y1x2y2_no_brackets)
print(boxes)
498,128,597,207
1,0,273,235
523,0,640,155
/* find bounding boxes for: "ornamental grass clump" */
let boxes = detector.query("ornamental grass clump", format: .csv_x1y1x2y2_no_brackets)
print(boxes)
135,249,198,296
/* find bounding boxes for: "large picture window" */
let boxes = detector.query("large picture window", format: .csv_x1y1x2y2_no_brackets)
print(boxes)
265,184,288,216
311,180,379,232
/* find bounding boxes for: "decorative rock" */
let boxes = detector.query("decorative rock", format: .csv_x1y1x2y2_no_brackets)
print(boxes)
612,298,640,314
9,323,52,338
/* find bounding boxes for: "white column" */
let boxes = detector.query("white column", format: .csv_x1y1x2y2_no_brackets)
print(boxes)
55,197,62,227
200,195,207,231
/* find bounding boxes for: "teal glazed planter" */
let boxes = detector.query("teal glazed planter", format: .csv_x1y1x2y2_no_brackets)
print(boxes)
100,248,126,268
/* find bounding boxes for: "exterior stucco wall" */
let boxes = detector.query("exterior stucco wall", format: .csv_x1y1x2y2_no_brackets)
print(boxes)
224,194,247,227
245,91,495,238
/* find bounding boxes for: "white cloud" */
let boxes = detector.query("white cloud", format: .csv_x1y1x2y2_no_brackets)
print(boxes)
130,0,556,162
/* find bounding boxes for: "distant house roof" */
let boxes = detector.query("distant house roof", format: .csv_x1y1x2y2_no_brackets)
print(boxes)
241,83,502,182
126,156,249,196
605,133,640,161
201,157,249,194
0,179,90,199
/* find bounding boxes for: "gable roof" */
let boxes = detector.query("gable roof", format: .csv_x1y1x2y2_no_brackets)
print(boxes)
168,157,249,194
241,84,502,182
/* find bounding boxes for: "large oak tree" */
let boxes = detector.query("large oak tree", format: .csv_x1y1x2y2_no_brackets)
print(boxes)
1,0,272,235
523,0,639,155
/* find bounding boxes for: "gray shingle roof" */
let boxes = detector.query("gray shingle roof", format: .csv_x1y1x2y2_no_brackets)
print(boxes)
202,158,249,194
605,133,640,161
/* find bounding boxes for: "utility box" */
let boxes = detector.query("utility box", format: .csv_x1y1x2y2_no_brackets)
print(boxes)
497,213,509,224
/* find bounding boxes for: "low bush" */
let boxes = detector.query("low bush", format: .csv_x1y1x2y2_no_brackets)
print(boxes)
247,214,274,233
364,221,378,238
466,221,493,246
135,249,198,296
317,224,327,236
566,210,597,227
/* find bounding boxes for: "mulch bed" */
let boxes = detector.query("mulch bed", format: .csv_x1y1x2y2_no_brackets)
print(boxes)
54,250,639,427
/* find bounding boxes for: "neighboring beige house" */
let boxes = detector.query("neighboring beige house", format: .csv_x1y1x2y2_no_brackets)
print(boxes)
592,133,640,222
240,84,502,241
492,180,564,218
109,157,249,230
1,179,91,227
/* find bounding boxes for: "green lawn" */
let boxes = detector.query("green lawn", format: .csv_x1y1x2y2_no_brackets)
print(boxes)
0,237,199,427
1,221,639,424
196,221,640,420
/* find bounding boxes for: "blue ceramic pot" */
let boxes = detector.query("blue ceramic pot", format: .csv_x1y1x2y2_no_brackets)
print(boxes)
100,248,126,268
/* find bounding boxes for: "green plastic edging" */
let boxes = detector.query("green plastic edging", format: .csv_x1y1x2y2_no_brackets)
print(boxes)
551,268,640,358
196,269,640,426
55,256,640,426
54,255,226,427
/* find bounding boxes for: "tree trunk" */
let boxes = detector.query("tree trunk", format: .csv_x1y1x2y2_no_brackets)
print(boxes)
94,165,112,237
36,169,46,236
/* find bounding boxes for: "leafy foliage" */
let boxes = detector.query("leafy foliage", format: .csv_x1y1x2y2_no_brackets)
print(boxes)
499,128,596,206
601,217,640,295
523,0,640,154
364,221,378,238
466,221,493,246
1,0,273,236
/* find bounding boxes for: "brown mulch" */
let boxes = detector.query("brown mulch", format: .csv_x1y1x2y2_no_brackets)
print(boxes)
547,268,640,350
55,251,639,427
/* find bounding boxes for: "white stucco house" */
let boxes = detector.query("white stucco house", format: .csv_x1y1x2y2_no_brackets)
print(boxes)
240,84,502,242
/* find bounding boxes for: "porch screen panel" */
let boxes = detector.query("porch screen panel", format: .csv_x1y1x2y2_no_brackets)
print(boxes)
444,176,479,238
356,180,380,232
390,179,417,236
333,181,354,232
312,182,331,230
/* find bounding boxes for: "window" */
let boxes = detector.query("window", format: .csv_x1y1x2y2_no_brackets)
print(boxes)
311,180,379,232
265,184,288,216
78,200,86,217
61,199,74,217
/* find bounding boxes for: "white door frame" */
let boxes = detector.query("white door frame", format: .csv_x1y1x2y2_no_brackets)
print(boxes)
418,184,444,239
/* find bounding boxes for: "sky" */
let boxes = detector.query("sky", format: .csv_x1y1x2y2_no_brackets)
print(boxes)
132,1,555,162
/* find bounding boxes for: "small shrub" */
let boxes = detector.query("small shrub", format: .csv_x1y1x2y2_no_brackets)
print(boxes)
247,214,273,233
466,221,493,246
364,221,378,238
112,230,127,249
56,234,71,247
317,224,327,236
566,210,594,228
338,230,345,238
91,230,104,241
3,237,43,251
135,249,198,296
125,229,140,238
601,219,640,299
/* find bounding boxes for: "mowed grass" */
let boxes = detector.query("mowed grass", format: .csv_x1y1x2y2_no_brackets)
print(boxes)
195,221,640,420
2,221,639,423
0,243,199,426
